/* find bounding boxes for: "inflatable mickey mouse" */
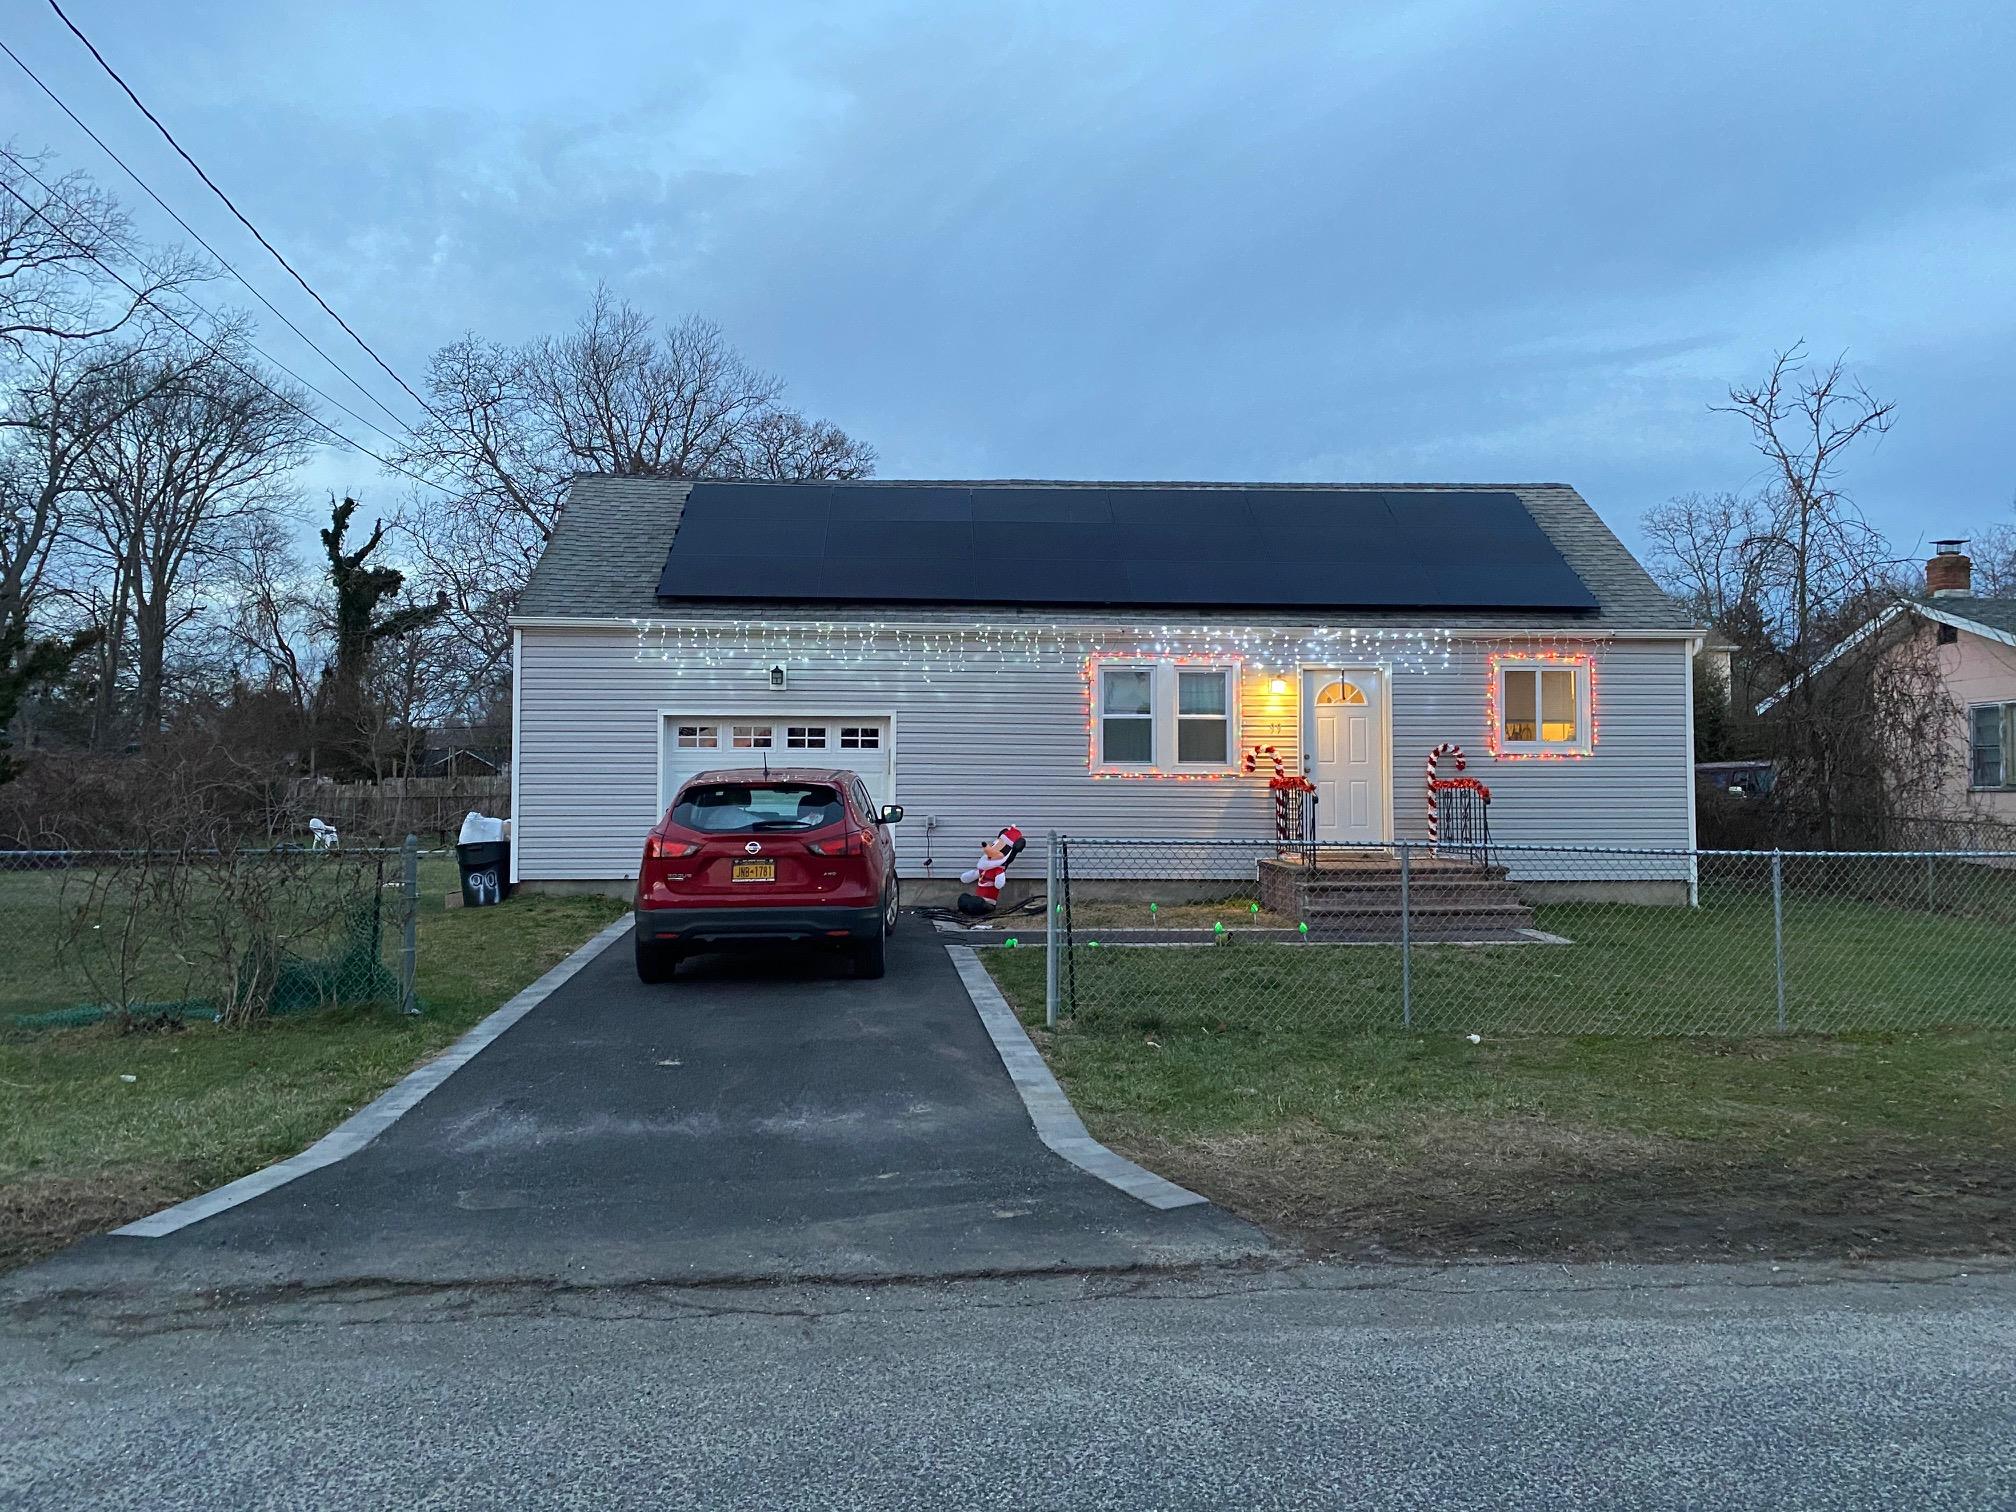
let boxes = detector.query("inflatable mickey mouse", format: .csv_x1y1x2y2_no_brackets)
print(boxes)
957,825,1026,916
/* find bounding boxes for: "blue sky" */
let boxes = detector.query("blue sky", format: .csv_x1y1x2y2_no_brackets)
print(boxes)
7,0,2013,560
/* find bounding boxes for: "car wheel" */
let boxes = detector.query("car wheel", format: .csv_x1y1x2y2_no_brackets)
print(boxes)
883,874,901,936
635,939,680,984
852,923,887,980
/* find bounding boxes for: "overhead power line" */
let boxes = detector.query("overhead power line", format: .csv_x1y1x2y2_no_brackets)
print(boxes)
0,36,418,435
0,172,456,497
46,0,442,423
1,147,417,455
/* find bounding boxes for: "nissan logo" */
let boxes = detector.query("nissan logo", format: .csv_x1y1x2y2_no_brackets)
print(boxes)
745,841,762,854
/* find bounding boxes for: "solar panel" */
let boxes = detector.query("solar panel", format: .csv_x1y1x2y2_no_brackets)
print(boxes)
654,483,1600,611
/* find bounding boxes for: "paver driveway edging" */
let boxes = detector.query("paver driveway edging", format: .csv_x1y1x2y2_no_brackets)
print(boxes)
946,945,1208,1211
113,914,636,1239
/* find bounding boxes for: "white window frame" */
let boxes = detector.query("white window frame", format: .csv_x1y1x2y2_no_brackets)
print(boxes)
1969,701,2014,790
1495,659,1593,756
674,723,719,749
1091,659,1241,774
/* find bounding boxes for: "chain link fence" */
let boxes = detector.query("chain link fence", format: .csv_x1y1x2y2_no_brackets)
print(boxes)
1036,837,2016,1036
1,840,425,1030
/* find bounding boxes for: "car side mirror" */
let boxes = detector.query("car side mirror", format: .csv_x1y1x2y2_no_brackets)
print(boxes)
878,804,905,825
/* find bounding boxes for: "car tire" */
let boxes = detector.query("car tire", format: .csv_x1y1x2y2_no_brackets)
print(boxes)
883,874,901,936
635,939,680,984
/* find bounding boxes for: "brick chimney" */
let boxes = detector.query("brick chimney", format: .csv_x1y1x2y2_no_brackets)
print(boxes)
1926,540,1972,598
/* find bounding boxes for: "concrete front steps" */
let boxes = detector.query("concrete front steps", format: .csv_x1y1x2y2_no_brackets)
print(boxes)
1255,855,1537,942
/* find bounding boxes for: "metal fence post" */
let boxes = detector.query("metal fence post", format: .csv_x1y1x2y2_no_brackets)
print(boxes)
1399,841,1413,1029
400,833,420,1016
1045,830,1060,1029
1771,848,1785,1033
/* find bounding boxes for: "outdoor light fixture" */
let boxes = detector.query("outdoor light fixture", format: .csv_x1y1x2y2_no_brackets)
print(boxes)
1268,677,1289,695
768,664,788,690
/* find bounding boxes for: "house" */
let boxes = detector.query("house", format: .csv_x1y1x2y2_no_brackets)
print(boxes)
509,478,1703,893
420,747,504,779
1758,541,2016,829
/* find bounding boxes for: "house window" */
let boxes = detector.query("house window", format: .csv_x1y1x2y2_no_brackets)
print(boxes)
1972,704,2013,788
1495,659,1591,754
839,726,880,750
786,726,828,749
1100,667,1155,765
731,724,774,749
1315,680,1367,706
1176,669,1231,764
675,724,718,749
1092,660,1241,773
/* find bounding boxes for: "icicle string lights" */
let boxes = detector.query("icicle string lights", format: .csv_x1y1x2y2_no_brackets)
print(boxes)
633,618,1481,680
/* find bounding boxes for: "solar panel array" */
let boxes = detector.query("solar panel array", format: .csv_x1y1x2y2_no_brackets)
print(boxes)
654,483,1600,611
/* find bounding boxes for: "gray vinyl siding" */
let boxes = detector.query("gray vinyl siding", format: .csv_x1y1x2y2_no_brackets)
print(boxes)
515,625,1693,882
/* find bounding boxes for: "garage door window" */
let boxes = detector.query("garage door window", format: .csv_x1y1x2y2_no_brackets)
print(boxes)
675,724,718,749
840,726,880,750
786,725,828,749
731,725,774,749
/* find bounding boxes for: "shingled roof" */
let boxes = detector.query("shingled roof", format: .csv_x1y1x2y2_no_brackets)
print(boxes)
514,476,1693,631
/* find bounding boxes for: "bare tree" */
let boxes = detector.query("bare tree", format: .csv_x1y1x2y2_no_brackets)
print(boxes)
75,322,315,744
393,286,875,700
1714,344,1897,664
0,147,200,352
1973,517,2016,599
1653,347,1966,844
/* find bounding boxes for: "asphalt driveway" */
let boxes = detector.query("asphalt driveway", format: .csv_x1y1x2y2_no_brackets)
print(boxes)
14,923,1266,1298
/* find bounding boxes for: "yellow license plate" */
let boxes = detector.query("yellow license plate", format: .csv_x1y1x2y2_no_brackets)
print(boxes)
731,860,776,883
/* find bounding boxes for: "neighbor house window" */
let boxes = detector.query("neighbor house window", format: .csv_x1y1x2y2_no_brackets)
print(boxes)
731,724,774,749
840,726,880,750
1972,703,2013,788
1176,669,1232,764
675,724,718,749
1494,658,1592,755
1099,666,1155,765
1092,660,1240,772
786,726,828,749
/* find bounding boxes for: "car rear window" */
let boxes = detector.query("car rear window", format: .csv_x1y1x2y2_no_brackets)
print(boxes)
672,782,846,834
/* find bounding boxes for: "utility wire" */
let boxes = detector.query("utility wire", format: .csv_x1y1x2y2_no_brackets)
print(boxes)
0,173,456,497
46,0,443,423
2,147,417,455
0,36,419,435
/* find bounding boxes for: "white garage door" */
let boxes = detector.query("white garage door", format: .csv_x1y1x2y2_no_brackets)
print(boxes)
658,716,895,816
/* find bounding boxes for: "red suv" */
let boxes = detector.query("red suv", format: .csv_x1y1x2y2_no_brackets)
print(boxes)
634,768,904,982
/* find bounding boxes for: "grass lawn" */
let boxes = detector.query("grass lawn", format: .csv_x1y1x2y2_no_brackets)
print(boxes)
986,904,2016,1260
1039,893,2016,1037
0,866,626,1270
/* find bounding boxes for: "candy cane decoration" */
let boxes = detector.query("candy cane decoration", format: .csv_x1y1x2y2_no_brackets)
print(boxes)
1245,745,1313,841
1425,742,1465,848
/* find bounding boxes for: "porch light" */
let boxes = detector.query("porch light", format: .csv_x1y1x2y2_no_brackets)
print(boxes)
1269,678,1289,695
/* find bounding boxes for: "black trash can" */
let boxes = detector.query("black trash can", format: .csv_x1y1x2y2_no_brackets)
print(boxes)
455,841,513,907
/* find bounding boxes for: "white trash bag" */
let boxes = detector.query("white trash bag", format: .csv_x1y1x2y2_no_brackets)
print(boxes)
458,811,506,846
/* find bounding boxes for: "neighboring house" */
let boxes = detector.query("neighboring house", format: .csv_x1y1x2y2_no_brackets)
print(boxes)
1758,541,2016,827
420,747,504,779
509,478,1703,891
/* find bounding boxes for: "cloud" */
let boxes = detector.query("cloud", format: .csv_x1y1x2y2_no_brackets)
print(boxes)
13,0,2015,550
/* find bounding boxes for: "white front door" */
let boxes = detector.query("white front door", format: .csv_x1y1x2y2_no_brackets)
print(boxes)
1306,669,1386,843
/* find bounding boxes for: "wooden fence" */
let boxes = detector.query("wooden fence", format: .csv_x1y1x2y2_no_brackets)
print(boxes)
292,776,511,845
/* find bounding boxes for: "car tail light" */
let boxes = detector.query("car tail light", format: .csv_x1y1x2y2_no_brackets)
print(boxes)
645,835,701,859
807,828,877,856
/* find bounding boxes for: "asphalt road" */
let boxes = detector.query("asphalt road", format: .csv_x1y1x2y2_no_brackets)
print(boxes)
5,1262,2011,1510
13,925,1262,1299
